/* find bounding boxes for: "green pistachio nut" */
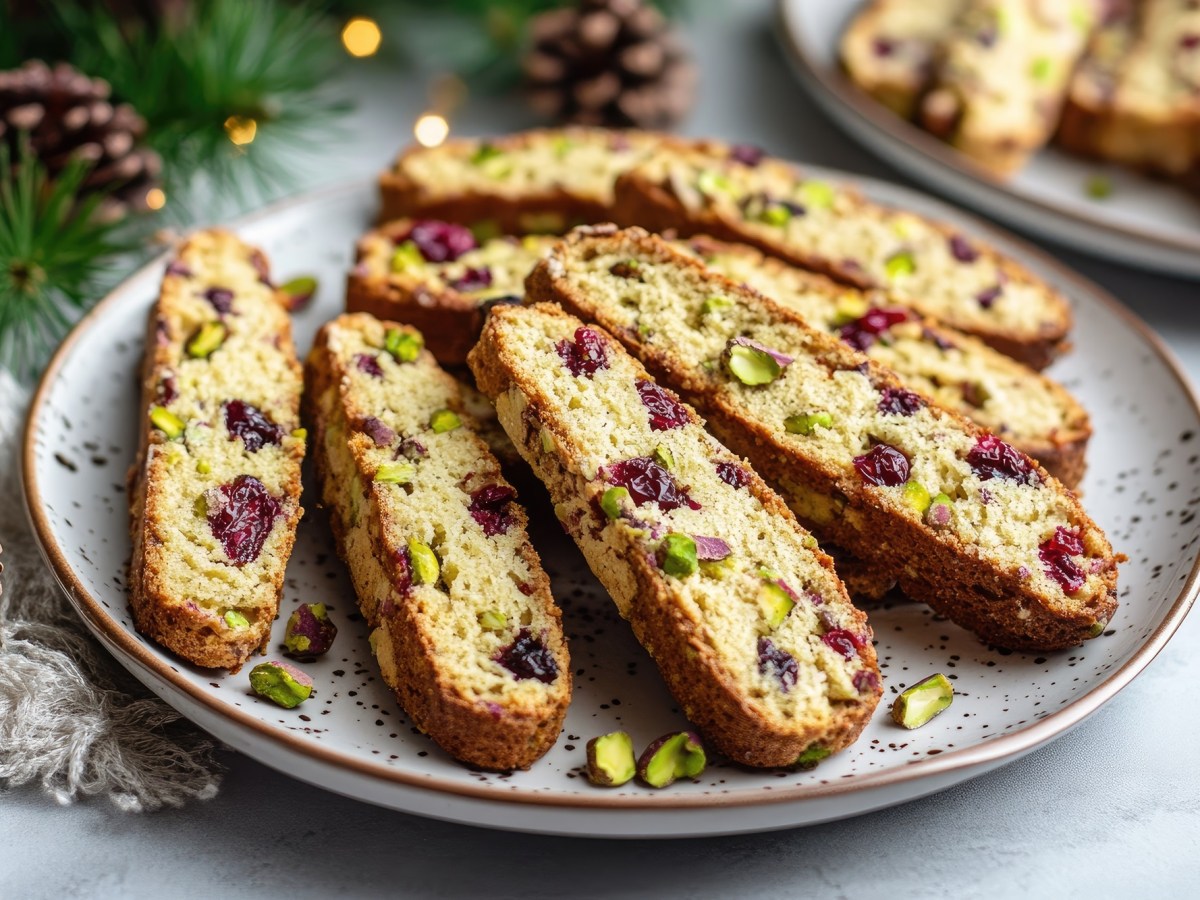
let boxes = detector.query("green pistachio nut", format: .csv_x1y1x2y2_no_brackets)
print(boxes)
652,444,675,470
831,293,870,326
224,610,250,629
186,321,227,359
1030,56,1053,82
280,275,318,311
760,204,791,227
891,672,954,729
196,459,212,475
429,409,462,434
478,609,507,631
283,602,337,657
795,744,831,770
384,327,423,362
290,427,307,441
389,240,424,273
759,581,795,629
902,481,932,514
407,539,440,585
600,486,630,520
469,142,503,166
150,406,186,440
700,296,733,317
1087,618,1108,638
637,731,707,788
586,731,637,787
375,461,415,484
885,250,917,280
799,180,836,210
926,492,953,528
727,344,782,386
696,169,732,197
249,660,313,709
784,411,833,435
660,533,698,578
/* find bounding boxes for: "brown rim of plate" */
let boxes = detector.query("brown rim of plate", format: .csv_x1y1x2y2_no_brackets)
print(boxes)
774,0,1200,257
21,176,1200,813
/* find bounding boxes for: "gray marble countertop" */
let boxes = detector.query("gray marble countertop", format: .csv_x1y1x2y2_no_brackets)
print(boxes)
3,3,1199,897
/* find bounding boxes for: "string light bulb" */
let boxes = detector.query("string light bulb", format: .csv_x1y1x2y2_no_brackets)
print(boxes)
342,17,382,58
414,113,449,148
145,188,166,211
224,115,257,146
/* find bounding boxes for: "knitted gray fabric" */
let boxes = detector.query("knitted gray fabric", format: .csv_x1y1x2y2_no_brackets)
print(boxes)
0,369,223,810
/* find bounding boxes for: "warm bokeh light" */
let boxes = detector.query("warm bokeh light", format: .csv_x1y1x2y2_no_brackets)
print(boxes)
224,115,257,146
145,188,166,211
414,113,449,148
342,17,382,58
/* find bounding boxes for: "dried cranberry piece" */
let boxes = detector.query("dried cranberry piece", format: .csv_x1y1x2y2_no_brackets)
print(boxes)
730,144,765,166
853,443,910,486
203,287,234,315
948,234,979,263
495,628,558,683
1181,33,1200,49
555,327,609,377
361,416,396,447
636,380,690,431
392,547,412,598
1039,526,1086,594
923,327,956,351
355,353,384,378
207,475,282,565
872,37,896,57
757,637,797,692
404,220,476,263
976,285,1003,308
967,434,1041,485
715,461,750,489
605,457,700,511
157,376,177,406
223,400,284,452
469,484,517,536
822,628,866,659
448,266,493,292
853,669,880,693
166,260,192,277
877,387,925,417
839,307,910,351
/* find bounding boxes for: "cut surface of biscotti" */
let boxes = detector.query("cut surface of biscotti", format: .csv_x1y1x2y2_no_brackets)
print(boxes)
127,230,305,671
305,313,570,770
840,0,963,118
918,0,1098,174
468,303,883,769
613,144,1072,369
527,227,1119,651
680,236,1091,487
378,127,664,232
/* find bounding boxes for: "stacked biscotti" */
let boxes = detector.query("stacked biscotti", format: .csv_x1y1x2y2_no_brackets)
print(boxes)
305,313,570,770
469,303,883,767
527,226,1119,651
128,230,305,671
613,144,1073,369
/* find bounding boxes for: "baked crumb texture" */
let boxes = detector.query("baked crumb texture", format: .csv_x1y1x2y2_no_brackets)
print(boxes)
127,229,305,671
469,302,883,769
305,313,570,770
526,226,1119,652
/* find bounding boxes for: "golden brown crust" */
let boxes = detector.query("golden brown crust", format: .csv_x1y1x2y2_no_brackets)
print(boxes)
469,303,882,768
525,227,1119,651
304,314,570,770
127,231,304,672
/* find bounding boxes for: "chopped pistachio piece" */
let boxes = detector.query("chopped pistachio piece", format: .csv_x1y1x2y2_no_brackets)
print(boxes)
389,240,424,273
600,486,630,520
1030,57,1052,82
795,744,831,769
283,602,337,656
759,582,795,629
407,539,440,584
150,406,185,440
375,461,415,484
727,344,782,386
186,321,227,359
249,660,313,709
290,427,307,441
891,673,954,729
831,293,870,326
696,169,732,196
926,492,953,528
540,428,555,452
586,731,637,787
1086,174,1113,200
637,731,706,788
470,142,503,166
652,444,675,471
224,610,249,629
799,180,835,210
1087,618,1108,638
384,327,423,362
885,251,916,280
280,275,318,310
700,295,734,317
660,533,698,578
760,204,790,227
784,411,833,435
429,409,462,434
196,460,212,475
902,481,932,514
479,609,507,631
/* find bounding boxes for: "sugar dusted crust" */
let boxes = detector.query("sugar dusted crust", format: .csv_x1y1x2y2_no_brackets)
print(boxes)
527,226,1119,651
305,313,570,770
469,303,883,768
127,230,305,671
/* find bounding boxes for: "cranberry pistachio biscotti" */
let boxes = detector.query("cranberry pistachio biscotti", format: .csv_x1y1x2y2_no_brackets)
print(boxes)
305,313,570,770
127,230,305,670
613,144,1073,369
468,303,883,769
527,227,1119,650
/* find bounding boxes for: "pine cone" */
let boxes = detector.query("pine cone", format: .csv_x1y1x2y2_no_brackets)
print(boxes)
524,0,696,130
0,60,162,219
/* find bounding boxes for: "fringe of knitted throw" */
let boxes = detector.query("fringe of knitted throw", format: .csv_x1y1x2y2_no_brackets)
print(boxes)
0,369,223,810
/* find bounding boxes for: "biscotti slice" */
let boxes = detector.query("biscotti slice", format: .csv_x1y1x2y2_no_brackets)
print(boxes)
840,0,963,118
468,303,883,769
1056,1,1138,161
347,218,556,364
613,145,1072,369
305,313,570,770
528,226,1119,651
127,230,305,671
918,0,1099,174
378,127,665,231
683,236,1092,487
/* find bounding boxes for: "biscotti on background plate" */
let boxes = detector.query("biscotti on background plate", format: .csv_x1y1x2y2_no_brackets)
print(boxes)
128,229,305,671
613,144,1073,370
469,303,883,769
378,127,665,232
839,0,963,118
527,226,1119,651
305,313,570,770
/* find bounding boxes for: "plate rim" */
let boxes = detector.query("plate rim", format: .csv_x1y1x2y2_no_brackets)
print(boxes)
774,0,1200,260
20,174,1200,815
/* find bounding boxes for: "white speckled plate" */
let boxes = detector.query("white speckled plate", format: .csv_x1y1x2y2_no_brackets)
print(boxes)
776,0,1200,280
23,177,1200,838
